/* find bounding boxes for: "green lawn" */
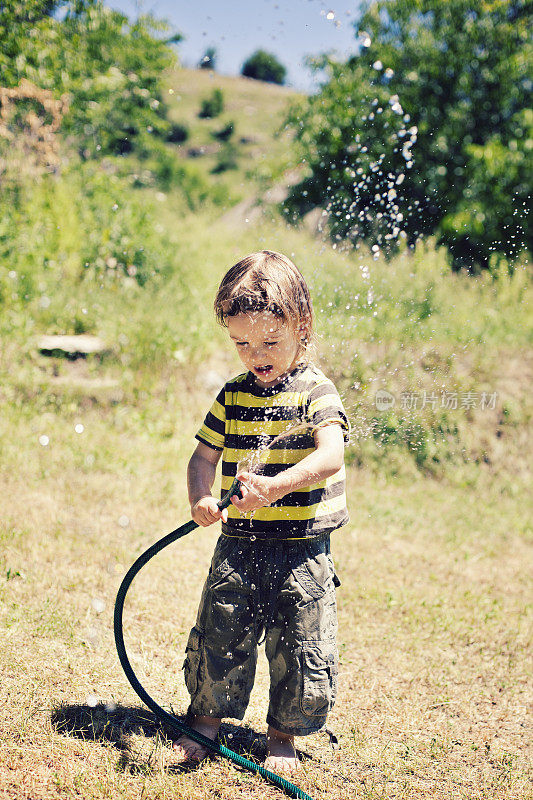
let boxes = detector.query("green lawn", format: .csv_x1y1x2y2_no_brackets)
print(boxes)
0,64,531,800
1,208,532,798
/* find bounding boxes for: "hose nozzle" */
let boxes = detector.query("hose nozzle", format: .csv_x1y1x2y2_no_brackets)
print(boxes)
217,477,243,511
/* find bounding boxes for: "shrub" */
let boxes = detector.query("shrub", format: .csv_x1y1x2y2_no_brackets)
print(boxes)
0,0,180,160
211,121,234,142
0,160,174,309
198,47,216,70
166,122,189,144
241,50,286,85
198,88,224,119
285,0,531,270
211,141,238,173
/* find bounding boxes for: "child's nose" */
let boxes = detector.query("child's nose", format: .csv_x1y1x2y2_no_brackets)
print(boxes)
250,344,266,360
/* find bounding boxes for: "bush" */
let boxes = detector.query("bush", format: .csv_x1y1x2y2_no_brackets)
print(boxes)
166,122,189,144
198,47,216,70
241,50,286,84
198,88,224,119
211,122,234,142
285,0,531,270
211,141,238,174
0,1,180,160
1,162,174,291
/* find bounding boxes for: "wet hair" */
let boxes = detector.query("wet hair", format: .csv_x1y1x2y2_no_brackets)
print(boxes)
214,250,315,352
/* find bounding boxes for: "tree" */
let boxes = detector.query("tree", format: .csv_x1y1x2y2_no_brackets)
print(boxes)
198,47,216,70
285,0,531,271
241,50,286,84
0,0,181,158
0,1,92,86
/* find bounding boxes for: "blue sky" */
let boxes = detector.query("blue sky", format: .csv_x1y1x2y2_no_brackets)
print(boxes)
105,0,364,91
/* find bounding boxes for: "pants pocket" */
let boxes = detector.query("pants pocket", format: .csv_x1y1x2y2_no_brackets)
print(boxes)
292,561,327,600
327,553,341,587
182,625,203,698
291,544,331,601
299,639,338,717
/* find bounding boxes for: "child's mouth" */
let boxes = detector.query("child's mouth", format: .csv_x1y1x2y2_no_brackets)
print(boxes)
254,365,273,377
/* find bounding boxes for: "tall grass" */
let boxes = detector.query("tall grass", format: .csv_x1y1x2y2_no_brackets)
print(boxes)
1,171,531,487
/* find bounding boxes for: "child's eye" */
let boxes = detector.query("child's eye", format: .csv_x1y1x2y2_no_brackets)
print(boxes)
236,342,248,347
265,342,277,347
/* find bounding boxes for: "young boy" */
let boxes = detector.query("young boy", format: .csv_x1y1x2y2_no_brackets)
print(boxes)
174,250,350,773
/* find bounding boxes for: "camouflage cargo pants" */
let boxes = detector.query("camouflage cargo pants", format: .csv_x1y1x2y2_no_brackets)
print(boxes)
182,533,340,736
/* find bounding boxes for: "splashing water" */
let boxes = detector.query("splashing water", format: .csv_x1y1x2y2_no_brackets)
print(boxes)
235,420,338,506
237,421,316,477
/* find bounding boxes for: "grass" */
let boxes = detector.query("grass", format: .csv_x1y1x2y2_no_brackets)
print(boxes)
3,210,531,482
164,68,299,192
1,223,532,797
1,435,531,798
1,66,532,800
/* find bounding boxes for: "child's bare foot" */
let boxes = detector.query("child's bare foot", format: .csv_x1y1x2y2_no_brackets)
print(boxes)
265,725,300,774
173,715,221,763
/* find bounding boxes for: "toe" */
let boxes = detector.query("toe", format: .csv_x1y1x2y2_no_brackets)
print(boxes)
172,738,207,763
264,755,299,774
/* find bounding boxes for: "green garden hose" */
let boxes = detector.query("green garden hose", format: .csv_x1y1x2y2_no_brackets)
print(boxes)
114,476,314,800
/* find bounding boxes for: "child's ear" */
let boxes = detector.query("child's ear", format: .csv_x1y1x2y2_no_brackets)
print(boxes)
298,320,310,345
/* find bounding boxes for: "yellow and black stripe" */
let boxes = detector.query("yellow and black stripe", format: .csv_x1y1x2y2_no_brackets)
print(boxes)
196,363,350,540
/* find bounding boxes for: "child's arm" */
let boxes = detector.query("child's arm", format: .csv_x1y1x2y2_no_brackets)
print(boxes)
188,441,228,526
231,423,345,514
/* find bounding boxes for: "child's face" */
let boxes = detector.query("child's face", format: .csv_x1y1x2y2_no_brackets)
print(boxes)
227,311,303,388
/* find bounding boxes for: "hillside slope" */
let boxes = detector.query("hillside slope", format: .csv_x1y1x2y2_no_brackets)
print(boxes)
163,67,301,199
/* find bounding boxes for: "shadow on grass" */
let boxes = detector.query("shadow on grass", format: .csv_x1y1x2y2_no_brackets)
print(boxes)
51,702,162,750
50,702,311,775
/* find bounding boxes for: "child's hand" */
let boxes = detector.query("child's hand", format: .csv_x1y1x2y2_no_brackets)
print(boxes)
231,471,279,514
191,495,228,526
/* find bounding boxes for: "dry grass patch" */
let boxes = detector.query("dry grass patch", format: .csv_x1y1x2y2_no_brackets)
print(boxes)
1,413,531,799
1,320,532,798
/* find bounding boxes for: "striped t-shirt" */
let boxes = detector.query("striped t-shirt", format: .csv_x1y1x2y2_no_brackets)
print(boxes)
195,363,350,540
